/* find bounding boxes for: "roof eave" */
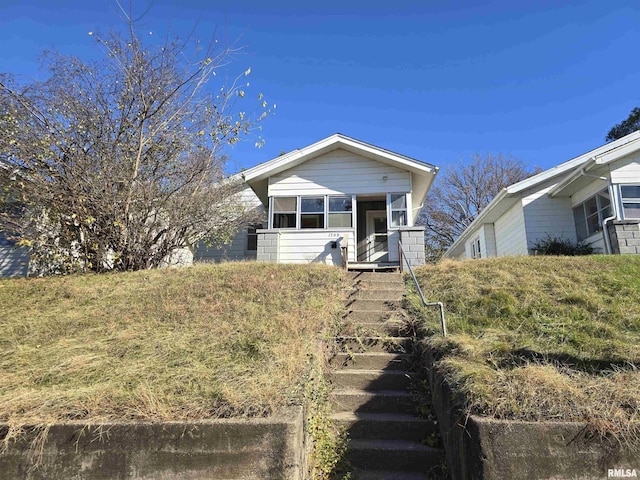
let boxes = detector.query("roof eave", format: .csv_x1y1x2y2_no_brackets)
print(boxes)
442,188,510,259
242,133,438,184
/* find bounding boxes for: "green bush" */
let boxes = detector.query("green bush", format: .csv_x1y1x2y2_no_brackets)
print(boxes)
531,235,594,256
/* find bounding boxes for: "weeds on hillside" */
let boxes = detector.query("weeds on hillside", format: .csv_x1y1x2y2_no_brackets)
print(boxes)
411,256,640,446
0,263,349,449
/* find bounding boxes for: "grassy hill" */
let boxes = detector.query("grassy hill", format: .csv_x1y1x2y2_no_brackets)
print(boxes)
0,263,348,429
412,256,640,441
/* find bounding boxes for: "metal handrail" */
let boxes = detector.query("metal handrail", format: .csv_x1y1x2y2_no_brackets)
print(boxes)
398,240,447,337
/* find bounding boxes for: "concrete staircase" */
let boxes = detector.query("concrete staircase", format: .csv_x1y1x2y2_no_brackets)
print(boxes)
329,272,446,480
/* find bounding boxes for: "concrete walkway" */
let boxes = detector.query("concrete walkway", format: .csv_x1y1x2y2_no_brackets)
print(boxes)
329,272,447,480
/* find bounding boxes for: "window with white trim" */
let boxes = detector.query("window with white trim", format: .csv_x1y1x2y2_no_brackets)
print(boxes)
389,194,407,227
572,190,611,241
301,196,325,229
471,237,481,259
272,197,297,229
270,195,354,230
620,185,640,219
328,195,353,227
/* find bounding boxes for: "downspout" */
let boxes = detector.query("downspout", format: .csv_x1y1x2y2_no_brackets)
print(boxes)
602,178,618,255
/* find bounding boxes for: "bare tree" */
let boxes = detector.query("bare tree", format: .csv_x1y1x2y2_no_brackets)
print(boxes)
0,10,271,273
418,154,539,261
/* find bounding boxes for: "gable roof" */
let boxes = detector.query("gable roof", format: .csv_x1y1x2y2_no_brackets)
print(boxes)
443,130,640,259
241,133,438,205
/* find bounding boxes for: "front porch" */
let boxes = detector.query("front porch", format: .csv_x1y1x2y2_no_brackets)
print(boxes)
346,261,400,272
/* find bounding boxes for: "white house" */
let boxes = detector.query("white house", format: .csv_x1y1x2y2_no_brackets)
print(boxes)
0,233,29,277
444,131,640,260
196,134,439,269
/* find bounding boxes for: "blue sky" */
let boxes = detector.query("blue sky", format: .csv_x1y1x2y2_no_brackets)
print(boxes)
1,0,639,174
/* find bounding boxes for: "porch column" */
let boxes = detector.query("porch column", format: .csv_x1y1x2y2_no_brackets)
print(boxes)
607,220,640,254
398,226,426,269
256,229,280,262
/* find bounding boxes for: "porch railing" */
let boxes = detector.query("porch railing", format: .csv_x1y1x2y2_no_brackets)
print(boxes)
398,240,447,337
341,243,348,270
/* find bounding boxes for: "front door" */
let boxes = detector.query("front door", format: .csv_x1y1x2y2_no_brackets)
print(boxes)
365,210,388,262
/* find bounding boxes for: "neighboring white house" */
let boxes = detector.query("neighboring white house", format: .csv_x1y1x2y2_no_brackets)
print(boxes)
0,232,29,277
444,131,640,260
195,133,439,269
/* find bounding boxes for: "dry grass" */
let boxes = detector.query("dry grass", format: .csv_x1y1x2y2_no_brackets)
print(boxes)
410,256,640,443
0,262,348,432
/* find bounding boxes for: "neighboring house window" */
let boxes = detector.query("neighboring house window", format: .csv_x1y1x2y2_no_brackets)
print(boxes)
620,185,640,219
301,196,325,229
246,225,262,251
471,237,481,259
389,194,407,227
328,195,353,227
573,190,611,241
272,197,297,228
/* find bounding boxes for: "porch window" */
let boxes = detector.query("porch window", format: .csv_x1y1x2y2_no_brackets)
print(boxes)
272,197,297,228
301,196,325,229
328,195,353,228
390,194,407,227
620,185,640,219
572,190,611,241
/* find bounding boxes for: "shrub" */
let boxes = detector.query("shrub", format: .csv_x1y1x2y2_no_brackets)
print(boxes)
531,236,594,256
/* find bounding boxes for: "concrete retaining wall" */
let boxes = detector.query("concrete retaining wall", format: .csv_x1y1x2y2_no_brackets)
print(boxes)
421,345,639,480
0,407,306,480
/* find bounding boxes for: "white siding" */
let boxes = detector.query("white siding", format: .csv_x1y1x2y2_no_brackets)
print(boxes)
610,151,640,183
195,228,254,263
268,149,411,197
193,184,266,263
583,232,606,253
494,200,528,256
0,246,29,277
483,224,497,257
522,184,576,249
278,230,356,265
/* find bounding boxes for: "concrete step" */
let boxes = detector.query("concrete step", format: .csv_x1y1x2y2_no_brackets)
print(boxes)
330,369,414,391
336,336,414,354
349,299,402,311
330,352,414,371
346,439,444,472
343,320,410,337
331,412,438,442
353,272,403,282
340,471,429,480
346,310,392,323
330,389,415,414
353,289,405,301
